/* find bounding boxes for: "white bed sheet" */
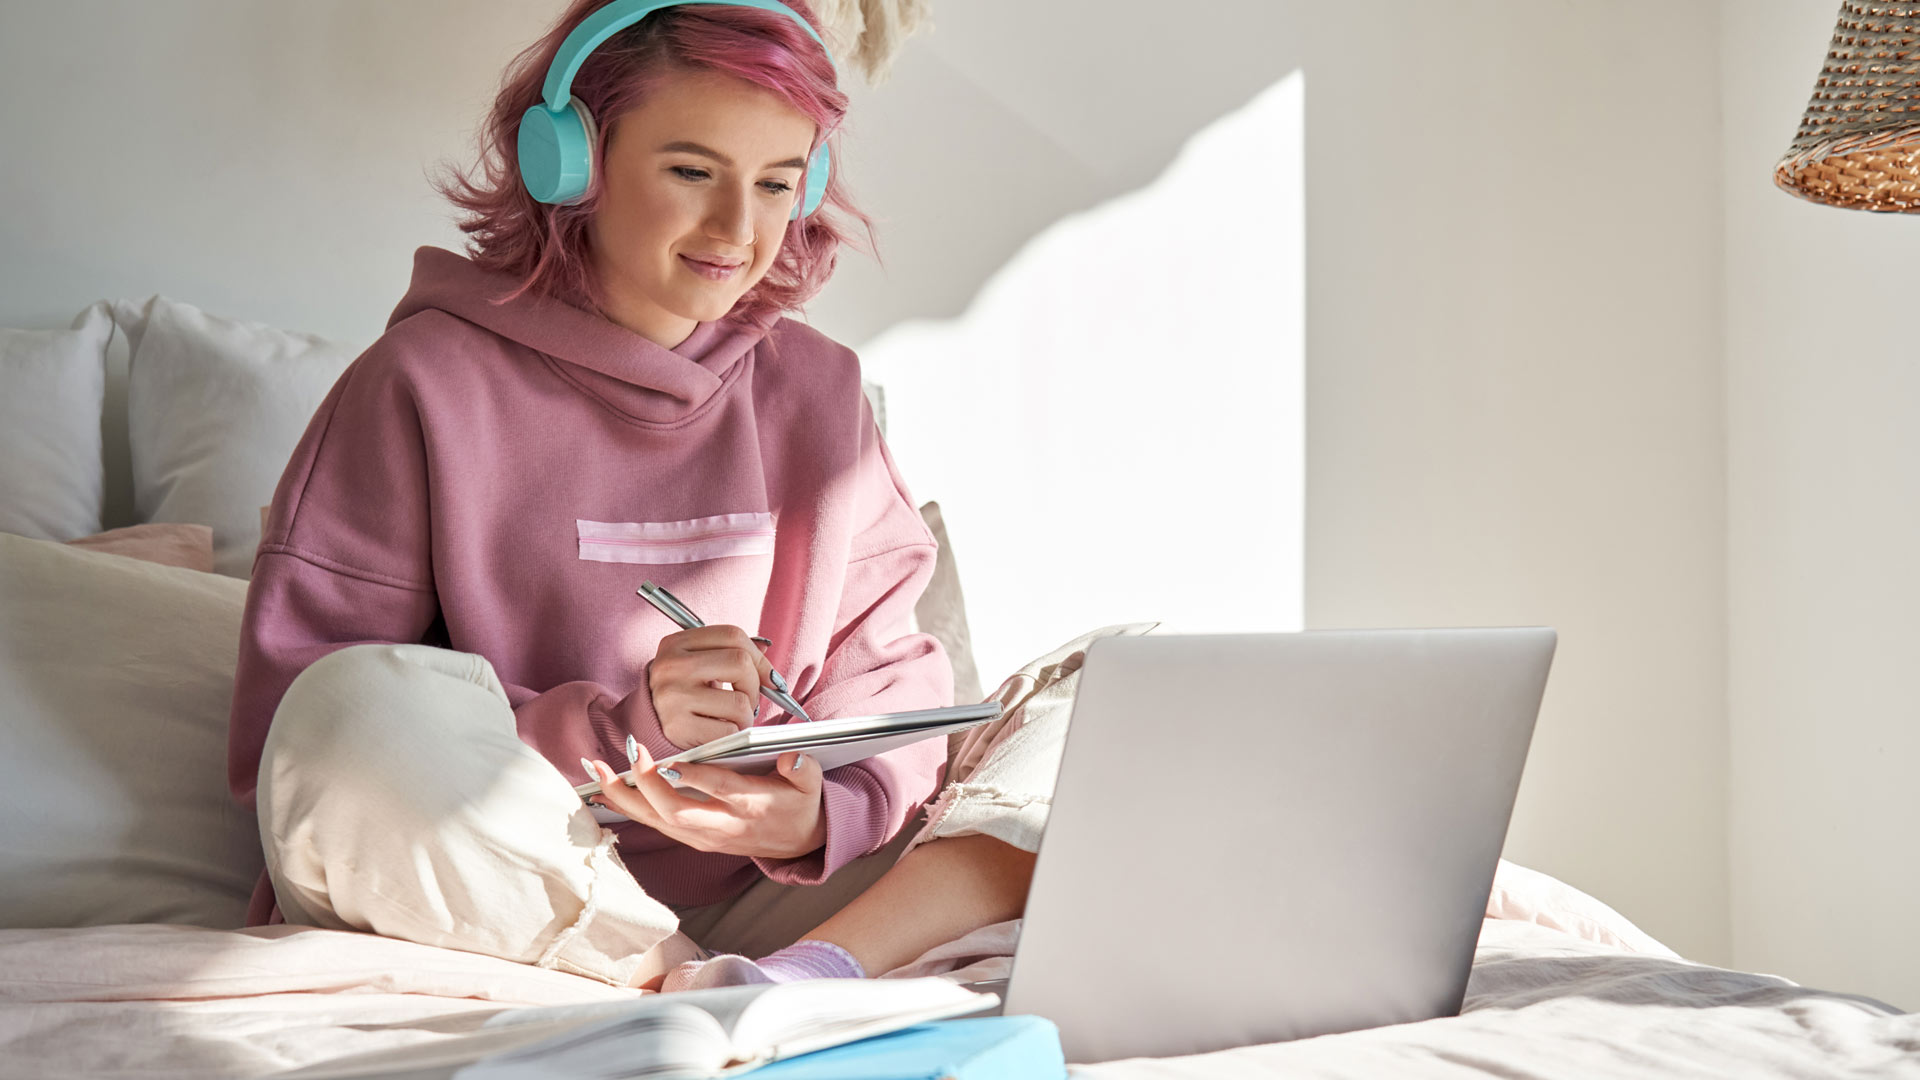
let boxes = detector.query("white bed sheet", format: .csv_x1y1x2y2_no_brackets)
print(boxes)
1073,920,1917,1078
0,862,1912,1079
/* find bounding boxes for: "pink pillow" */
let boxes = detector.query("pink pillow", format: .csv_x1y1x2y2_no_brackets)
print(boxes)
63,523,215,574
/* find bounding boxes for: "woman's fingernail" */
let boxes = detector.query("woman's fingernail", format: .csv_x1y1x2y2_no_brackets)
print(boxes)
794,755,810,772
580,757,598,780
625,734,639,765
751,635,772,647
657,767,682,782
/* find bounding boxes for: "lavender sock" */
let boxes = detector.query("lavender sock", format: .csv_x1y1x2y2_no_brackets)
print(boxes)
661,939,865,992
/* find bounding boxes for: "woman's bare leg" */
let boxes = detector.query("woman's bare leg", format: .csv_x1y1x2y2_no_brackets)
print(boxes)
806,833,1037,977
649,833,1036,989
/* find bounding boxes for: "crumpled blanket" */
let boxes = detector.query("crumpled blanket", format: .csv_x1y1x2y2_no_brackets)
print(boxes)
1069,920,1918,1079
0,861,1910,1079
874,856,1683,986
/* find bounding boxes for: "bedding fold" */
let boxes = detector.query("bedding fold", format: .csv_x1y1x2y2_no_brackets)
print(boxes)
2,863,1910,1079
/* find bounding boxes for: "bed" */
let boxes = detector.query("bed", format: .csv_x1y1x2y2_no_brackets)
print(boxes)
1,294,1914,1078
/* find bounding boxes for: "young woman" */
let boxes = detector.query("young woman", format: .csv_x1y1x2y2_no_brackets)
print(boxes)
226,0,1036,991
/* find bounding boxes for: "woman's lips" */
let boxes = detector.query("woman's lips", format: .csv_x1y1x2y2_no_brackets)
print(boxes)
680,255,741,281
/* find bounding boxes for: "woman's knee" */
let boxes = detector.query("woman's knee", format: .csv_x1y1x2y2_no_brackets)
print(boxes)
264,643,506,779
260,643,524,849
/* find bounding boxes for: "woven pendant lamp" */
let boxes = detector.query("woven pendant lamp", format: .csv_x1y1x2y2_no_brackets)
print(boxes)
1775,1,1920,212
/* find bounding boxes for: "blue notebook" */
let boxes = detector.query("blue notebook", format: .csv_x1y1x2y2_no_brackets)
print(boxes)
748,1017,1066,1080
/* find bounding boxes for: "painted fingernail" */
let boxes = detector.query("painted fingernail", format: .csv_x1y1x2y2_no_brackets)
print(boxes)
751,635,772,647
625,734,639,765
657,767,682,782
580,757,598,780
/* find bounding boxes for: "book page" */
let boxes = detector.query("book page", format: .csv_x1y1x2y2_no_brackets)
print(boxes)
447,980,996,1078
454,1000,732,1079
677,725,990,777
722,977,999,1068
478,983,770,1034
575,703,1000,799
677,704,1000,765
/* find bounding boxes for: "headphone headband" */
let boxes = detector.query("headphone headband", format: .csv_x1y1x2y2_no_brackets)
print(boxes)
520,0,838,214
543,0,839,109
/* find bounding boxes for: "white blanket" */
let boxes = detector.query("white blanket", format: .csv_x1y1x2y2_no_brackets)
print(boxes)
0,861,1911,1079
1073,921,1917,1078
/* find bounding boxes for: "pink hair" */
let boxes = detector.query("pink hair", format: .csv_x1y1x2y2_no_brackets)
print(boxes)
432,0,877,329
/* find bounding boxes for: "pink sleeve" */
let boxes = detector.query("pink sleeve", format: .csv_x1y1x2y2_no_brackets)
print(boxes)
229,550,670,811
227,551,440,811
228,350,437,813
751,396,954,886
505,664,676,785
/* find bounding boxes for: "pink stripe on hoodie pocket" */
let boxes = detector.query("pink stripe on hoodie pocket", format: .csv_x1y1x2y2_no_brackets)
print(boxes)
577,513,776,564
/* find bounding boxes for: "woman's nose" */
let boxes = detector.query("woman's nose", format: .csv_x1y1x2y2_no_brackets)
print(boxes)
705,187,756,246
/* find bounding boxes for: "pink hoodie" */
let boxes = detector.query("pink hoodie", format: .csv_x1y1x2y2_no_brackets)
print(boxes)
229,246,952,923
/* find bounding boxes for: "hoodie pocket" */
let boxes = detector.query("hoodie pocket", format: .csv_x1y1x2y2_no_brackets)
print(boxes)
576,512,775,564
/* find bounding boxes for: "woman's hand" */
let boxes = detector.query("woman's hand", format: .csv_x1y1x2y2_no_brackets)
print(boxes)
649,625,776,750
586,748,827,860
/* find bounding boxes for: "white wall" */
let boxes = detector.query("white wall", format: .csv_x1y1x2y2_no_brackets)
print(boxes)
0,0,561,529
848,0,1732,967
0,0,541,339
852,71,1306,687
1723,0,1920,1012
0,0,1736,972
1285,2,1730,967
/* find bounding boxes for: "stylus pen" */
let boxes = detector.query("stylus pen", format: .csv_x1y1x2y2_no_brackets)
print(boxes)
637,580,812,723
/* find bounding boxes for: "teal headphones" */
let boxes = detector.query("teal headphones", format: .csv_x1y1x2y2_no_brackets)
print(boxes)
518,0,836,219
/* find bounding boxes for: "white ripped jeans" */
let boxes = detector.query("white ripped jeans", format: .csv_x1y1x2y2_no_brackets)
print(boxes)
256,622,1157,986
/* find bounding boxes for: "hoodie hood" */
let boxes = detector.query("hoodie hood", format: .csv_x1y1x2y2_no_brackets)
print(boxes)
389,246,775,425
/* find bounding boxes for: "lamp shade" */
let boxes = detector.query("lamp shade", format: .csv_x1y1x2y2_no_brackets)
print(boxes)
1775,1,1920,212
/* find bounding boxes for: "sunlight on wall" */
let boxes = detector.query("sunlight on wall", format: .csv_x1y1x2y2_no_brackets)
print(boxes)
863,71,1305,689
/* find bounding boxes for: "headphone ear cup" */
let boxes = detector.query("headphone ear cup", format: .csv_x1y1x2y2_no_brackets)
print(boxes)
518,96,597,205
574,100,601,194
792,141,831,221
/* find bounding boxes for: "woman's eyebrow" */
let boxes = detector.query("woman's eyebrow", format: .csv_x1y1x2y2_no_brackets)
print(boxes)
657,140,807,170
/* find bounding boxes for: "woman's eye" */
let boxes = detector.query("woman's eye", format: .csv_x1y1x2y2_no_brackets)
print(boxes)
670,167,791,195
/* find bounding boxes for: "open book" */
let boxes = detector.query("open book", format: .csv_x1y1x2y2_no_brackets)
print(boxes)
455,978,1000,1079
574,702,1001,801
276,977,998,1080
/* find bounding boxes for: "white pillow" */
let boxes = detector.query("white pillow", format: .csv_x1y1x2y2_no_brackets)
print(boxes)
0,531,262,928
111,295,362,578
0,302,112,540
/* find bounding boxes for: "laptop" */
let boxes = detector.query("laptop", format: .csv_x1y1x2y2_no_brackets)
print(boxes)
968,627,1556,1064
